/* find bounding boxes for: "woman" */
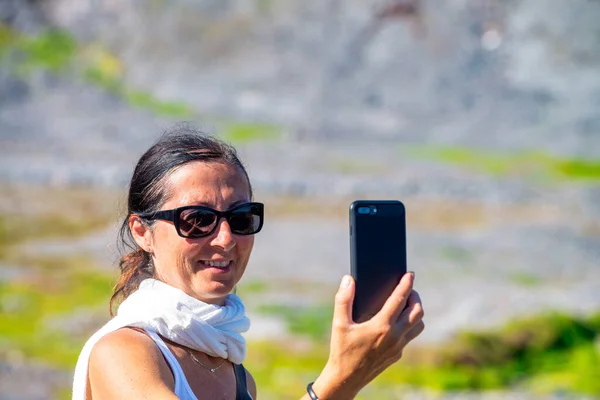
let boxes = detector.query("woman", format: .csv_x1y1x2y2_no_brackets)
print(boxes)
72,126,425,400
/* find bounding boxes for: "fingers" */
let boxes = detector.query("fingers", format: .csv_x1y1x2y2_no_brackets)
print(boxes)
405,290,424,325
332,275,355,328
394,290,424,336
377,272,414,323
404,320,425,343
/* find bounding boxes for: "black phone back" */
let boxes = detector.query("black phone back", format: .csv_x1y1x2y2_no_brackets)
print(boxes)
350,200,407,323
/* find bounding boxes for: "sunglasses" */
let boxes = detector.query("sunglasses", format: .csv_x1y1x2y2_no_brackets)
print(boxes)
139,202,264,238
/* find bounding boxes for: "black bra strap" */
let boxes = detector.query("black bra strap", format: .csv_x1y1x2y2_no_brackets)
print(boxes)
233,363,251,400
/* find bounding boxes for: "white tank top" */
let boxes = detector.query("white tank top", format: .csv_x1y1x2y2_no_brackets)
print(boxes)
145,330,198,400
145,330,254,400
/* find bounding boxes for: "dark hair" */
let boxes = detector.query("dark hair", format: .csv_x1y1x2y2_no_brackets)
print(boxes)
110,124,252,315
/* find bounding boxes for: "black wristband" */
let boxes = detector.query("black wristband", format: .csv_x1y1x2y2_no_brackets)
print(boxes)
306,381,320,400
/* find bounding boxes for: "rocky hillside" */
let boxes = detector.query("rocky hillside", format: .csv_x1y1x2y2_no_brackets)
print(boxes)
1,2,599,399
2,0,600,157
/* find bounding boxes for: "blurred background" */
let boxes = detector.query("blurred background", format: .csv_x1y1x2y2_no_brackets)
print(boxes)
1,0,599,399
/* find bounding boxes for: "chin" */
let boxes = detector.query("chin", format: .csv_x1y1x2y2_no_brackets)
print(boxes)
194,282,235,303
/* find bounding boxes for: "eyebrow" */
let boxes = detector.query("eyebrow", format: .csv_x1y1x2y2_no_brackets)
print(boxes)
189,199,249,210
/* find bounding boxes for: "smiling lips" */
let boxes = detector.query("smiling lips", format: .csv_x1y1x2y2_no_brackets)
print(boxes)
200,260,232,269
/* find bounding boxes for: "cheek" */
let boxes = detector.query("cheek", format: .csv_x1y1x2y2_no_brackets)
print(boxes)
237,236,255,261
152,224,191,259
179,237,211,260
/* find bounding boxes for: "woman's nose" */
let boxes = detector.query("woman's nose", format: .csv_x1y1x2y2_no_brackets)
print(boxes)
210,218,236,251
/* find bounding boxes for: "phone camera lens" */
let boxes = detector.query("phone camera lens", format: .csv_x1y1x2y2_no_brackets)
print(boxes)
358,206,370,215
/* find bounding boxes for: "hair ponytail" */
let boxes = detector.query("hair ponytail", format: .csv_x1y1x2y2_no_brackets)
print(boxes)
109,248,154,316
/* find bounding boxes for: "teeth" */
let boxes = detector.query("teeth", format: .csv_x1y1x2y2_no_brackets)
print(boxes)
203,260,231,268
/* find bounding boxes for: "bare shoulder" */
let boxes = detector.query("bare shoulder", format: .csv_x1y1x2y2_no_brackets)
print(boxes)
88,327,177,400
245,367,257,400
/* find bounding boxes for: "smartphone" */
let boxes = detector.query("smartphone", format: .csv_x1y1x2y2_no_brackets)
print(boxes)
350,200,407,323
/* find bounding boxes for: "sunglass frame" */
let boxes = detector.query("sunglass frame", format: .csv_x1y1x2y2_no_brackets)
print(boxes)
139,202,264,238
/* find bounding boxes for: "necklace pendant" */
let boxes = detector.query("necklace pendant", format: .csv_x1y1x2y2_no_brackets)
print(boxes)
188,349,224,373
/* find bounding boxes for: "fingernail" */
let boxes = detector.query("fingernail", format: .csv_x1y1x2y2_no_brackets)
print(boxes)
341,275,351,288
409,271,415,280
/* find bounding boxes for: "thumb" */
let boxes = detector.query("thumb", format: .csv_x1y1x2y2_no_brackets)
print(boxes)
332,275,355,327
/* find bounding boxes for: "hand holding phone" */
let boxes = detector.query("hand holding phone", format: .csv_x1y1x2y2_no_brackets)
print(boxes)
309,206,420,398
350,200,407,323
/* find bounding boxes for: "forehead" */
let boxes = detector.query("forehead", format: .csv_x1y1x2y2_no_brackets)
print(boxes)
162,161,250,209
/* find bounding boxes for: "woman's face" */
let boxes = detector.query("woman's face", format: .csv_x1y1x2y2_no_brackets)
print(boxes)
146,161,254,305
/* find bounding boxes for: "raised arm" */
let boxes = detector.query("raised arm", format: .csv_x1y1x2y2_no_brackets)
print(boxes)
300,272,424,400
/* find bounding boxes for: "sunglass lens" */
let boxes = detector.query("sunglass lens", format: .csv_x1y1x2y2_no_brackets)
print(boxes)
229,204,262,234
178,209,217,237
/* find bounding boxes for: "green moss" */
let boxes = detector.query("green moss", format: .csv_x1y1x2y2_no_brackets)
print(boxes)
508,272,542,287
221,122,283,143
124,90,194,117
245,340,329,399
403,145,600,182
250,305,600,396
84,66,195,117
19,29,76,73
55,387,72,400
0,260,114,368
0,24,16,48
1,25,286,133
433,312,600,394
0,25,76,73
557,159,600,180
237,280,268,294
0,24,194,118
409,146,516,176
526,343,600,394
83,65,122,93
2,258,598,397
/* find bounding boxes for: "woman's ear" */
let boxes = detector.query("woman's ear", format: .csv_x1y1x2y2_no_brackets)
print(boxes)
129,215,153,253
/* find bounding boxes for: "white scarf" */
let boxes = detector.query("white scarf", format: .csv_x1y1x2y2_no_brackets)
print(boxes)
71,278,250,400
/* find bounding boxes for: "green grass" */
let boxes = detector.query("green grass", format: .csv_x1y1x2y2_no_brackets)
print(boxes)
404,145,600,183
220,121,283,144
237,280,269,294
18,29,76,73
1,253,597,398
246,340,331,400
124,90,194,118
508,272,542,287
257,303,333,341
1,24,287,141
0,188,118,370
84,65,195,118
430,312,600,394
0,258,114,368
1,24,194,118
557,158,600,180
250,306,600,397
0,26,76,73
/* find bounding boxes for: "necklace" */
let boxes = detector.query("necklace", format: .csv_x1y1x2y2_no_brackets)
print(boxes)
187,349,226,373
